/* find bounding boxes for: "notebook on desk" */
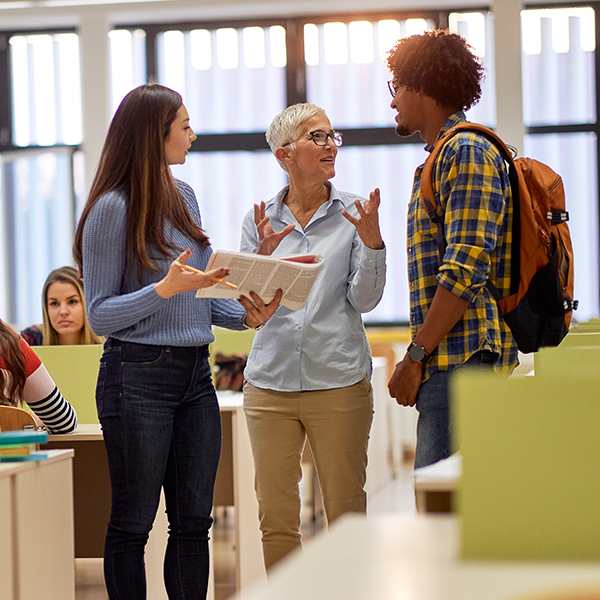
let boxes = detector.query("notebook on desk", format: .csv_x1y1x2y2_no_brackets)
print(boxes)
34,345,103,424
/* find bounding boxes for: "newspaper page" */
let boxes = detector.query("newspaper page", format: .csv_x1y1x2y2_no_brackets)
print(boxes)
195,250,325,310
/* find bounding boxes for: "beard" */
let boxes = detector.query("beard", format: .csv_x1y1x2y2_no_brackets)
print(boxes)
395,123,412,137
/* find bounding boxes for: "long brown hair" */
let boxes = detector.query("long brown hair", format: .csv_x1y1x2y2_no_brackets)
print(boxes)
73,84,209,280
41,266,104,345
0,320,27,406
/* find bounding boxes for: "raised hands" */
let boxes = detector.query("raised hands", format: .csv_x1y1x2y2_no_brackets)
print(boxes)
254,201,295,256
341,188,384,250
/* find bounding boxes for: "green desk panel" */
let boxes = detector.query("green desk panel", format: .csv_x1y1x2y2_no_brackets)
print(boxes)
455,370,600,560
34,345,103,424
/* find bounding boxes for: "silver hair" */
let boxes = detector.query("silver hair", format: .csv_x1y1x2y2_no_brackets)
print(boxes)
265,103,327,173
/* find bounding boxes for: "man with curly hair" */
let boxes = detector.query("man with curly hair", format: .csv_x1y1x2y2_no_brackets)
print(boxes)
386,29,518,468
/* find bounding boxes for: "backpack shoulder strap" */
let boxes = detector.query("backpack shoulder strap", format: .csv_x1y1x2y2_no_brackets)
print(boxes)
420,122,517,268
420,122,514,215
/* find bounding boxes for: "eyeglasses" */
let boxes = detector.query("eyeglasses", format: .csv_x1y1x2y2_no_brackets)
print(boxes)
387,80,399,98
283,130,343,148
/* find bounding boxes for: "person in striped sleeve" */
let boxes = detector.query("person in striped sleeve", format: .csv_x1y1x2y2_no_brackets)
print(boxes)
0,319,77,433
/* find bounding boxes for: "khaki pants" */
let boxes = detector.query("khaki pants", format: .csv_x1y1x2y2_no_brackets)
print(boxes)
243,378,374,570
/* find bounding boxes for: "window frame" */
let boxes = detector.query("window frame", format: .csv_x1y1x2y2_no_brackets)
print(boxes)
0,27,81,324
1,4,599,326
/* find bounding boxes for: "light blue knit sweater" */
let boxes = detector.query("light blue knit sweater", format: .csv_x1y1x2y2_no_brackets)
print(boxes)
82,178,246,346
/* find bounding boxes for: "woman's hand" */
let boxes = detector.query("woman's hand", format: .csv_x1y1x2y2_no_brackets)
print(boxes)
254,202,295,256
31,412,46,430
238,289,283,329
155,250,231,299
341,188,384,250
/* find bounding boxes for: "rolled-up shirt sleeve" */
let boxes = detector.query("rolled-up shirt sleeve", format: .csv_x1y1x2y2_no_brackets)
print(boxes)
436,144,507,303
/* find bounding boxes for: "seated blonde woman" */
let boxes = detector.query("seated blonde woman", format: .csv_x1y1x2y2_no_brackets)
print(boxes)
21,266,103,346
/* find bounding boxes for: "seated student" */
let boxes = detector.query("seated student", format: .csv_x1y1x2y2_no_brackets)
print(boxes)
0,319,78,433
21,266,103,346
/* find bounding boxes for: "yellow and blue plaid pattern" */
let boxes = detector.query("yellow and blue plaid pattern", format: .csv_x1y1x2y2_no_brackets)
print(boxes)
408,113,519,381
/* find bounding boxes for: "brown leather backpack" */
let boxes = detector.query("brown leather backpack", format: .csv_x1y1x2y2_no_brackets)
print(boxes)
420,122,577,353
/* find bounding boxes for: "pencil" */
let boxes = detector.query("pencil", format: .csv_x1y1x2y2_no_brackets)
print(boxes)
174,262,238,289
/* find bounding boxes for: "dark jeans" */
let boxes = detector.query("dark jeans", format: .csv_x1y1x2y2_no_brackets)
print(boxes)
414,350,498,469
97,339,222,600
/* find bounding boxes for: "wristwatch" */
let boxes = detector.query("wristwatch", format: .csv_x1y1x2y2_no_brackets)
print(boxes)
407,342,431,365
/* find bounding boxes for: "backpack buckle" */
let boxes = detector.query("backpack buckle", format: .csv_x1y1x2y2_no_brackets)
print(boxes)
428,209,440,224
547,209,569,225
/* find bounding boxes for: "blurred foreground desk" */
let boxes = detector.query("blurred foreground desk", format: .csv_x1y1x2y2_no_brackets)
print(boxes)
413,454,460,513
0,449,75,600
45,392,265,600
233,514,600,600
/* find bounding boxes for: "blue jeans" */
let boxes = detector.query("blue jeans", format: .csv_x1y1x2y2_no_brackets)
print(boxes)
97,339,221,600
414,350,497,469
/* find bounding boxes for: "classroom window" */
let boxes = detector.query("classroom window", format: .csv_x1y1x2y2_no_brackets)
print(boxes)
522,7,596,127
2,7,600,327
2,150,76,325
305,18,431,129
156,26,286,134
109,29,147,114
2,31,83,326
334,144,428,323
10,33,83,147
524,132,599,323
448,11,496,128
170,151,287,253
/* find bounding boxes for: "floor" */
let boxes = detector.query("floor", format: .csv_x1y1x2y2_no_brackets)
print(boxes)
74,463,417,600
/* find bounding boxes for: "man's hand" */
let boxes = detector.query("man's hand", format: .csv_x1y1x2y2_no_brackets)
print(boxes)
254,202,295,256
388,286,470,406
341,188,384,250
387,354,423,407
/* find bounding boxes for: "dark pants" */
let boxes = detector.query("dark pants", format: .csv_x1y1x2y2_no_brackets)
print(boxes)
97,339,221,600
414,350,498,469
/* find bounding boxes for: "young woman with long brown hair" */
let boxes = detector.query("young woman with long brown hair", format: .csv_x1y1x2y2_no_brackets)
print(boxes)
73,83,280,600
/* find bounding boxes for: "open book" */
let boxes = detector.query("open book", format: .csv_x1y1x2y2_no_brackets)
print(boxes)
195,250,325,311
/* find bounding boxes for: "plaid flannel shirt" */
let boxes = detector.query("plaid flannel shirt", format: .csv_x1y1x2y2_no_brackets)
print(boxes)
407,112,519,382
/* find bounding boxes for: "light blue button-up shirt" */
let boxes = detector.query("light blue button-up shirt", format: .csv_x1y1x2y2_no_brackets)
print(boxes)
240,182,386,392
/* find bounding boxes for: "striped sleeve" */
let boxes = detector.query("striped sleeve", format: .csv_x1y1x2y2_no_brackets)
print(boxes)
20,343,78,434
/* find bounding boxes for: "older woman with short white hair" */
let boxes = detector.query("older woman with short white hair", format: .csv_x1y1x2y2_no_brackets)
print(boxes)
241,103,386,570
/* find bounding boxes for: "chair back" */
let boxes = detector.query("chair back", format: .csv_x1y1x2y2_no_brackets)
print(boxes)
368,341,397,381
0,405,37,432
0,406,39,450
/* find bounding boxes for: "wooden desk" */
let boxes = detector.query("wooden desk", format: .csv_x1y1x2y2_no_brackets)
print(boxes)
413,454,460,513
44,425,110,558
0,449,75,600
43,360,393,598
216,392,265,592
232,514,600,600
44,393,266,599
